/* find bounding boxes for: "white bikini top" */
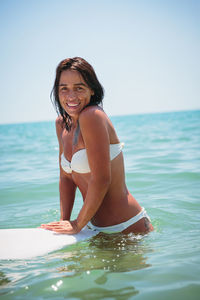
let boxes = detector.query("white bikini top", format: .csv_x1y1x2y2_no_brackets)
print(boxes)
61,143,124,174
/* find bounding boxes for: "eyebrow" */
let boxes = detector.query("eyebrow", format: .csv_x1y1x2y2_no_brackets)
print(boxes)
59,83,87,87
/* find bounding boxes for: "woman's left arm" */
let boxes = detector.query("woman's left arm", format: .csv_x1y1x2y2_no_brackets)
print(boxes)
76,107,111,230
41,108,111,234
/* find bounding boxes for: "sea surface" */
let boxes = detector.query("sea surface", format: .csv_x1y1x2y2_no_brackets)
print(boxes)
0,110,200,300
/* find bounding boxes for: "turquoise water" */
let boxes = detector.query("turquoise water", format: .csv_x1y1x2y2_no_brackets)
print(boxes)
0,110,200,299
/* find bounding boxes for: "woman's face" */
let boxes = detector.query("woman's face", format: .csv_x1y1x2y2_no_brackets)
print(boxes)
58,69,94,119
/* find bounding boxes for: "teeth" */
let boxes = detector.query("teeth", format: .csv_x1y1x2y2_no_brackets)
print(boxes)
67,103,79,107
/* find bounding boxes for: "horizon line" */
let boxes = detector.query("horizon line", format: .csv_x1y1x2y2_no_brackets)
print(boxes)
0,108,199,126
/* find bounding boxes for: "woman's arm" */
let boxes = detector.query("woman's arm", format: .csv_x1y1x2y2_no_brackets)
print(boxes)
40,117,77,232
56,117,77,221
41,109,111,234
59,173,76,220
76,107,111,230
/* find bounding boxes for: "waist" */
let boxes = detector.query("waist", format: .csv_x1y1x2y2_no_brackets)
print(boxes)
87,208,150,233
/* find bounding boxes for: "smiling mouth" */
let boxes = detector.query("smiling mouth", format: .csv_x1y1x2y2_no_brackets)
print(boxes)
66,103,80,108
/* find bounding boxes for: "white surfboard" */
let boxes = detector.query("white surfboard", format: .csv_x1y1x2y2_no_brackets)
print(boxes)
0,227,97,260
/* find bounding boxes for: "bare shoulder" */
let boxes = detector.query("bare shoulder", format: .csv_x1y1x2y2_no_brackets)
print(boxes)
55,115,64,127
55,116,65,142
79,106,111,146
55,116,64,131
79,106,107,126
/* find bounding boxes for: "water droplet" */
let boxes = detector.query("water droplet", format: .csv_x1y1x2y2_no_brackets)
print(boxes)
56,280,63,287
51,284,58,291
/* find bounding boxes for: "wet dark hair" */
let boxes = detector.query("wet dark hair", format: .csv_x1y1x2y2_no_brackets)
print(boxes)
51,57,104,131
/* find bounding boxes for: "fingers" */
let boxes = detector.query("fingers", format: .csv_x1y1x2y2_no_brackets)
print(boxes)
39,221,76,234
41,225,75,234
39,219,80,235
40,221,67,228
41,224,60,229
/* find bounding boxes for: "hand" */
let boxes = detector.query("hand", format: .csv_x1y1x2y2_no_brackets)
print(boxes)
40,219,80,235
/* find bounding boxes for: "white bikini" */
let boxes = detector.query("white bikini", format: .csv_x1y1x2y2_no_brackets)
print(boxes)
87,207,151,234
60,142,151,233
61,143,124,174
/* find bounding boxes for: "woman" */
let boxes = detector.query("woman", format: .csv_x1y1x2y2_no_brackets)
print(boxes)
41,57,153,235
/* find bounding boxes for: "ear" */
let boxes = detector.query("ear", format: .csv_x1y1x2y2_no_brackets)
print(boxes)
91,90,95,96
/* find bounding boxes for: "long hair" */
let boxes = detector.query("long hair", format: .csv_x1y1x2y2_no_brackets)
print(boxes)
51,57,104,131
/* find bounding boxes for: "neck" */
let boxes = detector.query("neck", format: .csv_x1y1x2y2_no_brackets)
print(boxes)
71,115,79,126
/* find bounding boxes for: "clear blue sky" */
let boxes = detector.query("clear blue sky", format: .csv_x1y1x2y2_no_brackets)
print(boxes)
0,0,199,124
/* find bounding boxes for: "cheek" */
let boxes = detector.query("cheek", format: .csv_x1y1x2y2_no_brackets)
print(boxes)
58,93,63,102
86,95,92,104
79,92,91,102
59,97,65,109
59,98,64,107
87,91,93,100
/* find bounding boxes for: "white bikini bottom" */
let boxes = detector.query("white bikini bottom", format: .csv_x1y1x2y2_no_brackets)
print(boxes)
87,207,150,234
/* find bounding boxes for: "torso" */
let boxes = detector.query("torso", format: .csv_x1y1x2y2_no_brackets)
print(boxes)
57,106,142,227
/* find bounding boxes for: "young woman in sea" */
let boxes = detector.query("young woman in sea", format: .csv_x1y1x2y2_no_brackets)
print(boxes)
41,57,154,235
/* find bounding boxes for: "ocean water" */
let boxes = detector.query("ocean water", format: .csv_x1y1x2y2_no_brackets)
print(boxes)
0,110,200,300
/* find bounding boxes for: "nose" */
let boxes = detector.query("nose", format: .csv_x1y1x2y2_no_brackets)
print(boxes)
67,90,76,100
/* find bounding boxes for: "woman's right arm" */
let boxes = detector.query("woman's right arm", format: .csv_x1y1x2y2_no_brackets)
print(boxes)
59,173,76,220
56,117,77,221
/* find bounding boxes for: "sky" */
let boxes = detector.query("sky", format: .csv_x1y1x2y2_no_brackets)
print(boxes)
0,0,199,124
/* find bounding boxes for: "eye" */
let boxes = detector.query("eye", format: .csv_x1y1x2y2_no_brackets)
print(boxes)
59,86,67,92
76,86,84,92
